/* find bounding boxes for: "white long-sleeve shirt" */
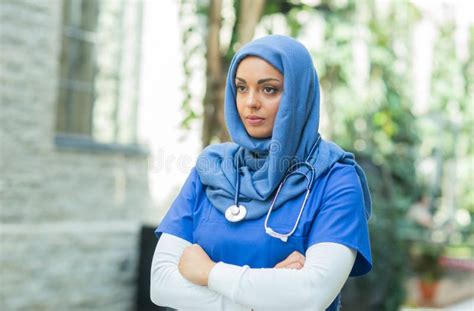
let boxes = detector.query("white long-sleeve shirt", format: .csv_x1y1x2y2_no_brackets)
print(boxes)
150,233,356,311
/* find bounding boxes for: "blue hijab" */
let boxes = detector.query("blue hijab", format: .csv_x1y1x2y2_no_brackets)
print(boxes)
196,35,371,220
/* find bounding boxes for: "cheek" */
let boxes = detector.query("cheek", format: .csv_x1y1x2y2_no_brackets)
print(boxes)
236,97,244,116
268,97,281,120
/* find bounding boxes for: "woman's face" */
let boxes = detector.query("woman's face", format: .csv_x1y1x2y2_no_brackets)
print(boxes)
235,56,283,139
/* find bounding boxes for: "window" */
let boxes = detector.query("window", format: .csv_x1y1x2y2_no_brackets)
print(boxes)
56,0,143,150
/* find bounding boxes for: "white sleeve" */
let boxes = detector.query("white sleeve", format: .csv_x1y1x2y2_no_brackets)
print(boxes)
150,233,249,311
208,242,356,311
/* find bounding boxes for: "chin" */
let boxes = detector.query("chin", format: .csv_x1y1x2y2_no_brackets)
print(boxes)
248,131,271,139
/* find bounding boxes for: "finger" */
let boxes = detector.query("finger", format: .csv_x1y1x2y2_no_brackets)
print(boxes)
285,262,304,270
275,260,292,268
289,256,305,266
274,261,286,268
288,258,305,268
191,243,203,250
276,262,304,270
184,244,203,257
274,257,294,268
288,251,305,262
274,257,305,269
278,253,305,267
178,259,184,274
274,251,305,268
187,244,201,252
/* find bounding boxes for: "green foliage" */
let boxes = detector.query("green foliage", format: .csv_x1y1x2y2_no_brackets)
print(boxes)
425,21,474,251
177,0,473,308
312,1,422,309
177,0,208,130
410,242,446,283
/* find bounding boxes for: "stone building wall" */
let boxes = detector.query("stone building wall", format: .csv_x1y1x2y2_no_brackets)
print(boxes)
0,1,151,310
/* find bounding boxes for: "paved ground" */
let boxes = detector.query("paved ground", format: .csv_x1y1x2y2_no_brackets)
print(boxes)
402,297,474,310
445,297,474,310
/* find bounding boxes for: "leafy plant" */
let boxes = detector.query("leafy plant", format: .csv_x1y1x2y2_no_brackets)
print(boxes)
411,242,446,283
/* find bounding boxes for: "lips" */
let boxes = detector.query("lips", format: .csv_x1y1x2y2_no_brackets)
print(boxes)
246,115,265,126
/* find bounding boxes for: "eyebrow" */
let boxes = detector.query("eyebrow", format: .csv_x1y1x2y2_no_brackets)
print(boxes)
235,77,281,84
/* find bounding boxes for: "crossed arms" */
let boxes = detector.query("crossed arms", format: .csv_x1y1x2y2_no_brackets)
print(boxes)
150,233,356,311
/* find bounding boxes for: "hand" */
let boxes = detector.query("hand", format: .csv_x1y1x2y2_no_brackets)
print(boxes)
178,244,216,286
274,251,305,270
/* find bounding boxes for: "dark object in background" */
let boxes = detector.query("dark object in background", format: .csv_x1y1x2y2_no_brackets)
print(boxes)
136,226,176,311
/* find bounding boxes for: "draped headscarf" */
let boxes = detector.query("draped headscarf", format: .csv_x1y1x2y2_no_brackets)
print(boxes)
196,35,371,220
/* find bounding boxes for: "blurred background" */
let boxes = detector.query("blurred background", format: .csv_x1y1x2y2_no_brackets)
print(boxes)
0,0,472,310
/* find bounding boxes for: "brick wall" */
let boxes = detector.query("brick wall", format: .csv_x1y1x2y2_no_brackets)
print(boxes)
0,1,151,310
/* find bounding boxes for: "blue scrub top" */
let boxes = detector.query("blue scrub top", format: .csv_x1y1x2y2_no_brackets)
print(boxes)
155,162,372,311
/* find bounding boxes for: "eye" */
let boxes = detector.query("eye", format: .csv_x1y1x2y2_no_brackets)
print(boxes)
236,84,247,93
263,86,278,95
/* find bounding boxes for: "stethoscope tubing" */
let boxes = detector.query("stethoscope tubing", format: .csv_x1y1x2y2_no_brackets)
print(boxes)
227,135,321,241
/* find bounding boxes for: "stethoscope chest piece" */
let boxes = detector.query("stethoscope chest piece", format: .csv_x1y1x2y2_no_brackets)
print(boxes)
225,204,247,222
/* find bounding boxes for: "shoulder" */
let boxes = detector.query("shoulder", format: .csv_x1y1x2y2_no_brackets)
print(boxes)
326,162,360,183
319,162,363,203
318,162,360,186
176,166,201,199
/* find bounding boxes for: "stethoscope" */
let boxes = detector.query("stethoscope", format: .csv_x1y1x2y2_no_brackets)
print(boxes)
225,136,321,242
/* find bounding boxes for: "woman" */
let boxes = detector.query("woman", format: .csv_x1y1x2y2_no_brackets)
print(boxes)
150,35,372,311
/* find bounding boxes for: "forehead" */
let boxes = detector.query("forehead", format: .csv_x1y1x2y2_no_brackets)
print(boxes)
235,56,282,78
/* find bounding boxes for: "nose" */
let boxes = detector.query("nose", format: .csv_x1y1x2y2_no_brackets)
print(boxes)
245,89,260,109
